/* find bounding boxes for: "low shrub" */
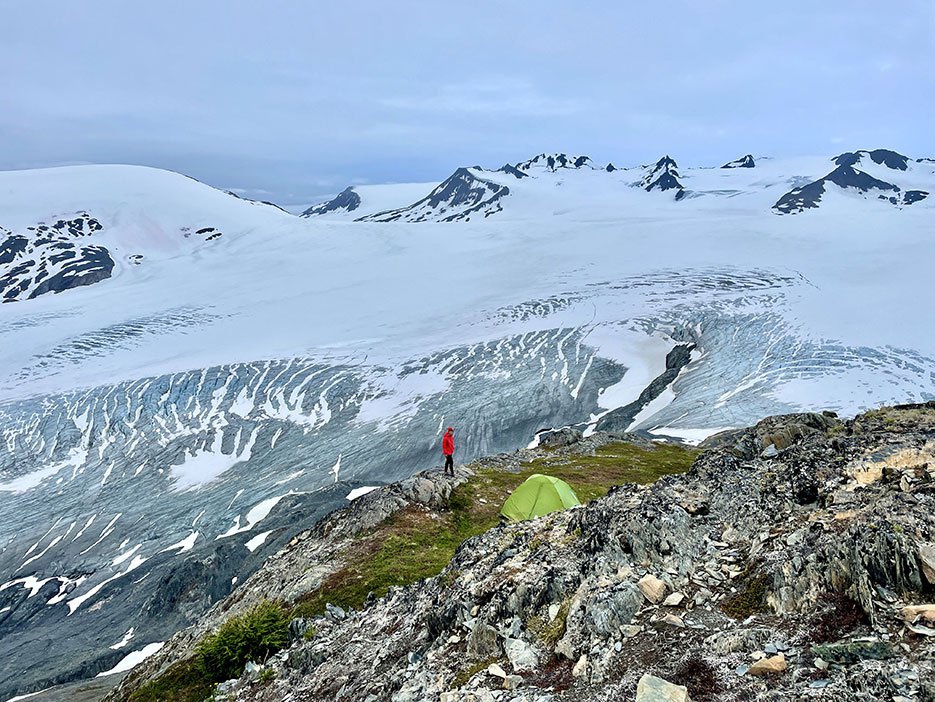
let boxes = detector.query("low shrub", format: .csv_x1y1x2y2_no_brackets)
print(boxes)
809,591,868,643
197,600,290,682
672,654,721,701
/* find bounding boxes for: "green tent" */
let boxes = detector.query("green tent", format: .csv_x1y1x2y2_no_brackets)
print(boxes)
500,474,581,522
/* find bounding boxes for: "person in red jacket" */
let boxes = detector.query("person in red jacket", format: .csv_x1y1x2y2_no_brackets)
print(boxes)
442,427,455,475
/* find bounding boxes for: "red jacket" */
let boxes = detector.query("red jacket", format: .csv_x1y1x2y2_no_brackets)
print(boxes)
442,433,454,455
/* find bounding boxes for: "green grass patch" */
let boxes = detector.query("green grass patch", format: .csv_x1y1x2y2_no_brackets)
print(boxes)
291,506,469,618
451,658,499,688
292,441,698,619
528,598,571,648
855,406,935,433
720,570,771,619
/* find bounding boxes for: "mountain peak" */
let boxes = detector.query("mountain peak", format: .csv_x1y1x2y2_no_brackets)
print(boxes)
494,164,529,179
639,155,685,199
833,149,910,171
514,153,593,172
651,155,679,171
302,186,361,217
722,154,755,169
357,167,509,223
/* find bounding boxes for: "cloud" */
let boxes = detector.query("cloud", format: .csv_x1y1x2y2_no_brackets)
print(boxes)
0,0,932,204
382,79,587,117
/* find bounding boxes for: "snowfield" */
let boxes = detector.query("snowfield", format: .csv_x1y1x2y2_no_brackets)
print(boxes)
0,150,932,697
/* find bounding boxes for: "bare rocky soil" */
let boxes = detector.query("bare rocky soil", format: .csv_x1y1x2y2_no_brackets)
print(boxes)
110,404,935,702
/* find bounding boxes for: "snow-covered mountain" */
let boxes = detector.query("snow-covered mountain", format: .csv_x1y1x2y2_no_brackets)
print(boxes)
304,149,934,223
0,165,292,312
357,167,511,222
637,155,686,199
722,154,756,168
0,151,933,698
772,149,931,214
300,185,361,216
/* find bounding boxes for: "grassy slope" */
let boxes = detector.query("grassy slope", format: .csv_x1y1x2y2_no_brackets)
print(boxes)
292,441,698,616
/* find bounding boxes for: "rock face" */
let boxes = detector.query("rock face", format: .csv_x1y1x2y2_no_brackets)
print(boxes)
917,542,935,585
596,344,694,432
0,213,114,302
639,156,686,200
108,404,935,702
722,154,755,169
537,427,583,449
300,186,361,216
833,148,910,171
495,164,530,179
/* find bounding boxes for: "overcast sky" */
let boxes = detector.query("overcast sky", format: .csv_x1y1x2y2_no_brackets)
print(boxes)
2,1,933,206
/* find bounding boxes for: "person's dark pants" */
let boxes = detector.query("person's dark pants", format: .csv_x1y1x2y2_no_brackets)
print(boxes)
444,454,454,475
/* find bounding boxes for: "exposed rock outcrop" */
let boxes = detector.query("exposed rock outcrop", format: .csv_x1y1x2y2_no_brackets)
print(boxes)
639,156,686,200
1,213,114,302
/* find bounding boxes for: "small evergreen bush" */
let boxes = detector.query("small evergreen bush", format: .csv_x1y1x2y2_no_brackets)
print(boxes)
196,600,290,682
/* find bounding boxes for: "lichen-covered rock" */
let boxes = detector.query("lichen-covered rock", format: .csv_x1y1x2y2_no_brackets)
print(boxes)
537,427,583,449
748,653,787,676
638,574,668,603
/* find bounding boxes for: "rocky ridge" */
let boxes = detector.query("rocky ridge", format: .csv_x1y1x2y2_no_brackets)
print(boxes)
109,404,935,701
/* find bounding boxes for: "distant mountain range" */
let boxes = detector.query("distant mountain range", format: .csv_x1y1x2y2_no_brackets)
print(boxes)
2,149,930,305
302,148,932,222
